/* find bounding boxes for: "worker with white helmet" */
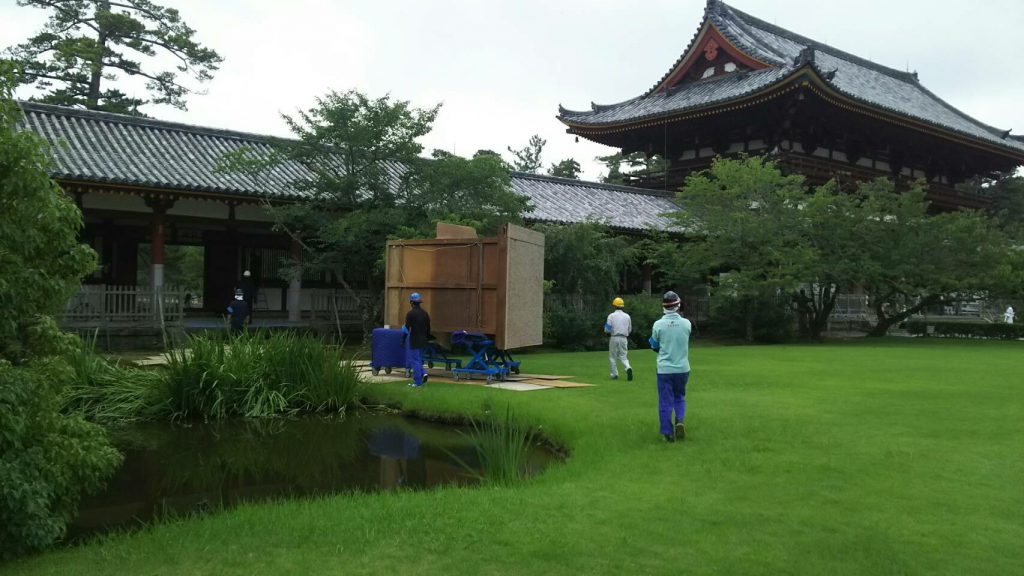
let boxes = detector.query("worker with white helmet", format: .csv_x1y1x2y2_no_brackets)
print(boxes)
648,291,692,442
605,296,633,381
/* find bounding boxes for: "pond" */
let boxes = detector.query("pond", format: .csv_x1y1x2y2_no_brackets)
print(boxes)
69,414,556,541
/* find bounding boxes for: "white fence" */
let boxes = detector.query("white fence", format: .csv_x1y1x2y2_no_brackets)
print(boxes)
61,285,185,328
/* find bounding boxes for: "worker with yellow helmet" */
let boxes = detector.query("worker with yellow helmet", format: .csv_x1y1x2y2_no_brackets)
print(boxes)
604,296,633,381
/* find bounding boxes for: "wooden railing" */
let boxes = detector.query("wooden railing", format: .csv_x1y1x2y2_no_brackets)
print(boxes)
61,284,185,328
308,289,374,325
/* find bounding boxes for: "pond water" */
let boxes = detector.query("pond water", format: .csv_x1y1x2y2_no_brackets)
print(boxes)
69,414,556,541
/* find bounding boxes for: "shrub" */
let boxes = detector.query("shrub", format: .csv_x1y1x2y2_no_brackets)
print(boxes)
711,292,794,343
624,296,665,350
0,361,121,559
543,306,606,351
905,319,1024,340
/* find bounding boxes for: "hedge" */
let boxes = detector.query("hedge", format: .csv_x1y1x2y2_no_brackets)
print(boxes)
905,319,1024,340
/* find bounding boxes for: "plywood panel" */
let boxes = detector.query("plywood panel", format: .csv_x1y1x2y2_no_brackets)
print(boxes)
501,224,545,349
384,225,544,350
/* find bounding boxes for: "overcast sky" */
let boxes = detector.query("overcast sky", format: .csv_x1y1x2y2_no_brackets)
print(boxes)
2,0,1022,180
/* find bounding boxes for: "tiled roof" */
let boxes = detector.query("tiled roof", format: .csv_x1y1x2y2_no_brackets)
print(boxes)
559,1,1024,155
511,173,679,232
17,102,678,232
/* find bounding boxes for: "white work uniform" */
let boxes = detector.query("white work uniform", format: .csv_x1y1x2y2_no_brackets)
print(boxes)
1005,306,1015,324
607,309,632,377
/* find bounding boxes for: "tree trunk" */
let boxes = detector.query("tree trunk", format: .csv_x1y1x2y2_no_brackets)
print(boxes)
866,293,942,337
807,284,837,341
87,1,111,108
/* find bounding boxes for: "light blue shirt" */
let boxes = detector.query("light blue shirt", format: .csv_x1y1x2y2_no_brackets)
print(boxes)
651,312,691,374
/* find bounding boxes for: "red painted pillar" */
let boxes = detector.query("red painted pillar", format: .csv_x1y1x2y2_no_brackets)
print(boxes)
145,198,175,291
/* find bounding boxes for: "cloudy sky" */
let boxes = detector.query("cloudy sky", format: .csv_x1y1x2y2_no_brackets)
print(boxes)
2,0,1022,180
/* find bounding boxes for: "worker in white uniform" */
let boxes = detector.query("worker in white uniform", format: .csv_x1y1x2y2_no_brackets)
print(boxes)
605,297,633,381
1005,306,1015,324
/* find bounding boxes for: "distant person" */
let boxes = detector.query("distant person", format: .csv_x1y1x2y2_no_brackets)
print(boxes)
1005,306,1015,324
648,291,692,443
605,296,633,381
226,289,250,334
403,292,431,388
238,270,257,320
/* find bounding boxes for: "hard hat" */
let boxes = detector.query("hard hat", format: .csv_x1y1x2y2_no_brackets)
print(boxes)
243,270,251,277
612,297,625,308
410,292,422,303
662,291,681,309
234,288,244,300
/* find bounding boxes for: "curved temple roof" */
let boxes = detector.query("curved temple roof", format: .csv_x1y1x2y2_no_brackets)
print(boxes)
558,0,1024,157
17,102,680,233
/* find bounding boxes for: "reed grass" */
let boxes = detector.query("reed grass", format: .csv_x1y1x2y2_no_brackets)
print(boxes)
162,331,363,420
450,403,537,485
61,331,362,421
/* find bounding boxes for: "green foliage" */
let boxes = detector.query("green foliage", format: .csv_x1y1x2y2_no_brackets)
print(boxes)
543,305,606,351
534,222,633,297
406,150,530,235
548,158,581,179
0,71,119,559
905,319,1024,340
507,134,546,174
665,156,1022,339
5,0,223,114
163,331,363,420
464,404,537,486
623,296,665,350
0,360,121,559
851,179,1019,335
0,67,96,363
596,151,667,185
61,337,169,422
709,291,795,343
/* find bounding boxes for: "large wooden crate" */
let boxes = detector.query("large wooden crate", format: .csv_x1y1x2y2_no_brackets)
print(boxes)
384,223,545,350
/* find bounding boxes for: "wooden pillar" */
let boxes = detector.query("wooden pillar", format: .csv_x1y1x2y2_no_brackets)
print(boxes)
145,198,175,290
643,264,652,296
287,237,302,323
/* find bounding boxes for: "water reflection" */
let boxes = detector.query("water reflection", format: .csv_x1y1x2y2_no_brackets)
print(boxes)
69,414,553,541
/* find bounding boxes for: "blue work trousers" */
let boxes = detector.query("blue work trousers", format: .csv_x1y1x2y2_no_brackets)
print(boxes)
657,372,689,436
407,347,426,386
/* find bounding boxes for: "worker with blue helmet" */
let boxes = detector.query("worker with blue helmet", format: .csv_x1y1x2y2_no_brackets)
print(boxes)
403,292,431,387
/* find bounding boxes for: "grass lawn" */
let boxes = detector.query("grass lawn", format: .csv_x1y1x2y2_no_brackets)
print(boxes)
8,339,1023,575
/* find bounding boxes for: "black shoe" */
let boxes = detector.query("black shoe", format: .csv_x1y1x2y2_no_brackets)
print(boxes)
421,374,429,386
675,422,686,441
627,368,633,382
663,434,675,443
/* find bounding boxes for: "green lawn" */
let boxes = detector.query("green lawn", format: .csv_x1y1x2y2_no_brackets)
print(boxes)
9,339,1024,575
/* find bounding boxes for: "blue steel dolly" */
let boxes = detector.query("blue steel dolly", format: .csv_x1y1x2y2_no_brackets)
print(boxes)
423,342,463,371
450,331,521,383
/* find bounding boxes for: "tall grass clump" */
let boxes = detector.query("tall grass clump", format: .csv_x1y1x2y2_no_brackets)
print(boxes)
163,331,363,420
62,338,169,422
466,404,538,485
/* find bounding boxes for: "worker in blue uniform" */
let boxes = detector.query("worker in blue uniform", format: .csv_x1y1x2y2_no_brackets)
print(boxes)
403,292,431,388
648,291,692,442
226,288,250,334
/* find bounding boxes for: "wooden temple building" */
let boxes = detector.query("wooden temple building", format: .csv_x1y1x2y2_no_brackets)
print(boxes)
558,0,1024,209
17,102,676,333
